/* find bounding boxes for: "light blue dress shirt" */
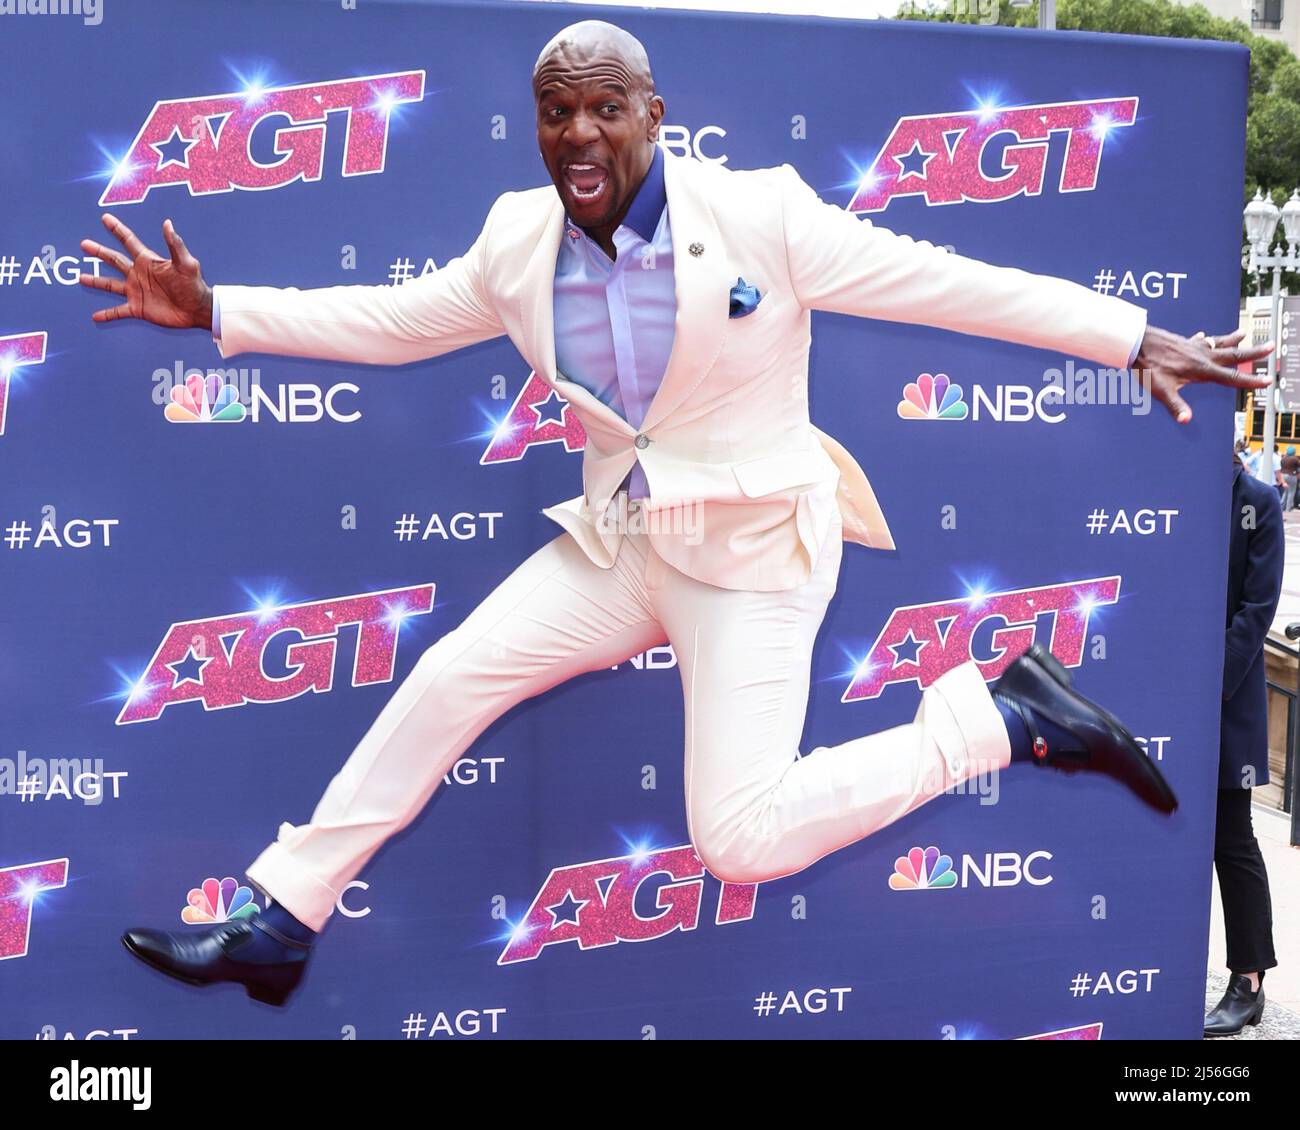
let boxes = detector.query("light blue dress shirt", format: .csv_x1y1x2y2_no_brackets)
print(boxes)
552,144,673,499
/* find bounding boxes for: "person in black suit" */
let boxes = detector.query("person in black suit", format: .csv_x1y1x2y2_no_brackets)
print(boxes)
1205,452,1285,1036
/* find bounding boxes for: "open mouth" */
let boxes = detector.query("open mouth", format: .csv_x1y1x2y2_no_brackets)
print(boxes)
563,162,609,203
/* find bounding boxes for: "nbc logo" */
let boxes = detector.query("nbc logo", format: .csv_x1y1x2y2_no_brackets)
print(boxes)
897,373,968,420
889,845,1054,891
182,877,260,924
889,845,957,890
156,367,361,424
165,374,246,423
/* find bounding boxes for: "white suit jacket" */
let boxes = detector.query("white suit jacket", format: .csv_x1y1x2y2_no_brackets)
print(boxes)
213,150,1147,591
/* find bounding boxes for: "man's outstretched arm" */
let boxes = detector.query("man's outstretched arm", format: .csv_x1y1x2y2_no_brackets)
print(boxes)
80,208,507,367
777,164,1272,421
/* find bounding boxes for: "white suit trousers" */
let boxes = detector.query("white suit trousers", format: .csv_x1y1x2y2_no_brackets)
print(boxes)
246,502,1012,931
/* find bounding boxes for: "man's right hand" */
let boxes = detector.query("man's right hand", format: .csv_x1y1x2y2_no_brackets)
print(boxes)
79,213,213,330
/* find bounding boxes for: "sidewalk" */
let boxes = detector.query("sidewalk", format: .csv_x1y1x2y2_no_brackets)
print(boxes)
1268,507,1300,642
1207,802,1300,1037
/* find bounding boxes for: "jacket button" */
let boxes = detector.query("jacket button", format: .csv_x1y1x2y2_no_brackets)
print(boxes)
634,434,651,450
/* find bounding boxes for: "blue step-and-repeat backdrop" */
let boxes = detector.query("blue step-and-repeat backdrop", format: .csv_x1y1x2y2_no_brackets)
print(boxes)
1,0,1246,1039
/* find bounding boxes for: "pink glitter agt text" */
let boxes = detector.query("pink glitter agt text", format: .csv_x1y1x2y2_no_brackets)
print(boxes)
0,331,48,438
850,97,1138,213
100,71,425,206
498,845,756,964
116,584,435,724
481,371,585,464
843,575,1121,702
1020,1023,1103,1040
0,859,68,961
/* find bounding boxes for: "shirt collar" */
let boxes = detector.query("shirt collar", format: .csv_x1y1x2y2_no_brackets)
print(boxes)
565,145,665,245
621,144,666,242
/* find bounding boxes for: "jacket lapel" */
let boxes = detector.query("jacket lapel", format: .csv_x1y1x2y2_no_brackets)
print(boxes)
517,192,565,386
517,191,637,437
640,152,732,433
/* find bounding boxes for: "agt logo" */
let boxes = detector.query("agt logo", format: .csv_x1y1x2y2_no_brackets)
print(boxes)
844,575,1120,701
99,70,425,206
158,371,361,424
481,371,584,464
1,858,69,960
116,584,434,724
0,331,48,439
890,845,1053,891
498,844,756,964
897,373,1066,424
182,877,259,925
851,97,1138,213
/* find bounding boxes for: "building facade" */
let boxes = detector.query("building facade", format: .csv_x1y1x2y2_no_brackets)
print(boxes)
1177,0,1300,51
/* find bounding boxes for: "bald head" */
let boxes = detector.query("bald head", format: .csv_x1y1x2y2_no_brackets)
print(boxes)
532,20,655,98
531,20,665,250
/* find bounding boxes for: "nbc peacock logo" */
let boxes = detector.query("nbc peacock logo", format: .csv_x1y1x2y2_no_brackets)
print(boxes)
181,877,260,924
889,845,957,891
897,373,968,421
164,374,246,423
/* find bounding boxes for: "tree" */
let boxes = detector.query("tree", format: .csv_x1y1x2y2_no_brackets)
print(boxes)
896,0,1300,293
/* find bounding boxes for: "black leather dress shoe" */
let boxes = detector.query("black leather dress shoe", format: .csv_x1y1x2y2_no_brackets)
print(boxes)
1204,974,1265,1037
995,643,1178,814
122,918,309,1006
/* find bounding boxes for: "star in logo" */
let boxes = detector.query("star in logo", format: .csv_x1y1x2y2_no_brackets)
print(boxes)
530,388,568,429
546,891,588,927
894,140,937,180
888,629,927,667
167,646,213,688
152,127,198,171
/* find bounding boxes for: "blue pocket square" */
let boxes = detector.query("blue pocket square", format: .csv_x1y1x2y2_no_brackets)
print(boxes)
729,277,763,318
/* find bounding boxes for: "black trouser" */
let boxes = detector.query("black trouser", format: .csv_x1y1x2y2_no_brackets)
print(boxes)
1214,787,1277,974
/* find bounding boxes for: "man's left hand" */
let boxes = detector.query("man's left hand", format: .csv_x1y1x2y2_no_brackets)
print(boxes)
1135,325,1275,424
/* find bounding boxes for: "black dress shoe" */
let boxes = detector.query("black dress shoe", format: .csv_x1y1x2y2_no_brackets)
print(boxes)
122,918,309,1006
995,643,1179,814
1204,974,1265,1037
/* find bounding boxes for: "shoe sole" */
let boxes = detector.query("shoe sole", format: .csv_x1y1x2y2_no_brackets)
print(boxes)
1204,1012,1264,1038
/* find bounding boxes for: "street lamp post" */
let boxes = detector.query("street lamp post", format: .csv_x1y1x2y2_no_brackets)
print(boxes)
1242,188,1300,484
1008,0,1055,29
